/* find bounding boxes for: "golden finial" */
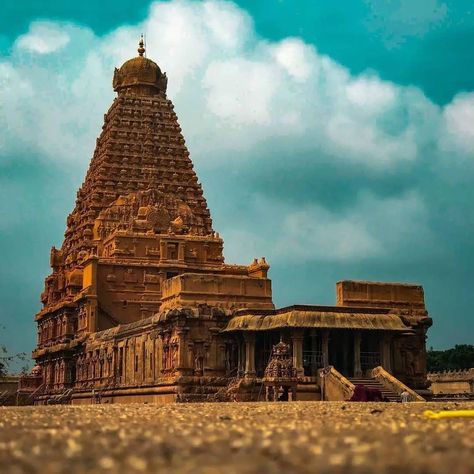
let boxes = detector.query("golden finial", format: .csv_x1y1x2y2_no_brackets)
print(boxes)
138,34,145,57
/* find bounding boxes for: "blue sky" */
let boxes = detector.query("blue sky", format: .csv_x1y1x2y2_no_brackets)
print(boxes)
0,0,473,367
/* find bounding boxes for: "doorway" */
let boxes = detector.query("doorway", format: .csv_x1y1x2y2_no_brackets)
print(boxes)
328,330,354,377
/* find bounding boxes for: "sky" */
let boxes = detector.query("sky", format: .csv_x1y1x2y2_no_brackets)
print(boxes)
0,0,473,368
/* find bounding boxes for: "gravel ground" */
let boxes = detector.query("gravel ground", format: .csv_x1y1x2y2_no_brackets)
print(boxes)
0,402,473,474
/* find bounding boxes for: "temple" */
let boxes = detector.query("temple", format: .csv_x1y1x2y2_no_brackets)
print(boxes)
29,40,432,404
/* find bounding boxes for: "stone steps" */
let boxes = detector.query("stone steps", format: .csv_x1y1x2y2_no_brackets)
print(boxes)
349,377,400,402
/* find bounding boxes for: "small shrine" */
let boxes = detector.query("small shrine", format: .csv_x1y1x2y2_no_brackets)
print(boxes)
263,341,298,401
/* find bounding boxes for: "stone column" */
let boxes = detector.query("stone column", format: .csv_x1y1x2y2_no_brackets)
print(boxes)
59,360,65,385
151,338,156,381
309,330,318,375
322,330,329,367
380,333,392,372
186,342,194,375
291,330,304,377
243,333,256,378
55,361,60,386
124,343,129,385
66,360,72,385
178,242,185,262
353,331,362,377
159,240,167,261
342,332,349,374
213,340,227,376
88,299,98,334
237,338,245,376
205,329,219,375
112,345,118,380
176,328,191,375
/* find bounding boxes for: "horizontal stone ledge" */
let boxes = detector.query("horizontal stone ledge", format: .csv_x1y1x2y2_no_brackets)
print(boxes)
71,385,179,399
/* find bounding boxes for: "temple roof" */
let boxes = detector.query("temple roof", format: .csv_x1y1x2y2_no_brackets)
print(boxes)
113,38,167,94
222,309,411,332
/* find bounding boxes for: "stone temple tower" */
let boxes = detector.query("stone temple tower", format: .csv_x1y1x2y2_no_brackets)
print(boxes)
33,39,273,401
61,37,213,268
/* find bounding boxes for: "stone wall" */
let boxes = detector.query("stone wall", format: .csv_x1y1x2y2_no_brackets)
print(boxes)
0,377,19,406
428,369,474,395
336,281,426,310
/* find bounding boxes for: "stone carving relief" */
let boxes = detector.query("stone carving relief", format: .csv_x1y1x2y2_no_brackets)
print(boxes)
94,188,206,245
123,268,138,284
144,272,160,284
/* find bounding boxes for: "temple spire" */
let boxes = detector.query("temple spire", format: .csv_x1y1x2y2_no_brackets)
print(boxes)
138,34,145,57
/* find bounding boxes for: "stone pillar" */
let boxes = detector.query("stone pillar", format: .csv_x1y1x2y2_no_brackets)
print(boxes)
88,299,98,333
176,328,190,375
124,343,129,384
215,342,227,375
291,330,304,377
178,242,185,262
342,332,349,374
186,342,194,375
54,361,59,388
237,339,245,376
159,240,167,261
59,360,65,385
353,331,362,377
380,334,392,372
309,330,318,375
243,333,256,378
151,338,156,381
112,345,117,380
322,330,329,367
66,360,72,385
205,329,219,375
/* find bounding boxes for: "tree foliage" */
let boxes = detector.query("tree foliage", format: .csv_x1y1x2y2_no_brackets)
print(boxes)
0,346,9,378
0,325,28,377
0,345,28,377
427,344,474,372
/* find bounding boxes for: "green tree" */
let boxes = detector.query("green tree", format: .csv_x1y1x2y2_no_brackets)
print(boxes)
427,344,474,372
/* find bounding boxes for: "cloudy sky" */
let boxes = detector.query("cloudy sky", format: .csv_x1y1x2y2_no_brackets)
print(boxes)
1,0,473,365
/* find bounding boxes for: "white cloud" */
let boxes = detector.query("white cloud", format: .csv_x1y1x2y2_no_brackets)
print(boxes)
0,0,450,170
441,93,474,155
345,76,396,112
0,0,469,267
203,59,280,124
223,192,435,264
272,38,314,81
278,206,382,261
202,0,253,49
16,22,70,54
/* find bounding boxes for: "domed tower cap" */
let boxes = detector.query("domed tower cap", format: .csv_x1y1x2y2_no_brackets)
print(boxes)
138,34,146,57
113,36,168,96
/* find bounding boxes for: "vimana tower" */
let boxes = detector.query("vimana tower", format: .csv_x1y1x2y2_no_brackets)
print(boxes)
29,40,432,404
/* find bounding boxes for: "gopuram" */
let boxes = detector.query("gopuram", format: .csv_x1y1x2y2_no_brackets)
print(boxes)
29,40,432,404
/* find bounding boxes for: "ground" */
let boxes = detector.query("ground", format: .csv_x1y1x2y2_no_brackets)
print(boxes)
0,402,473,474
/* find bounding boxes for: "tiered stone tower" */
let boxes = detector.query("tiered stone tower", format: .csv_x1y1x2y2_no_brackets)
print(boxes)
33,39,273,398
61,38,212,269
